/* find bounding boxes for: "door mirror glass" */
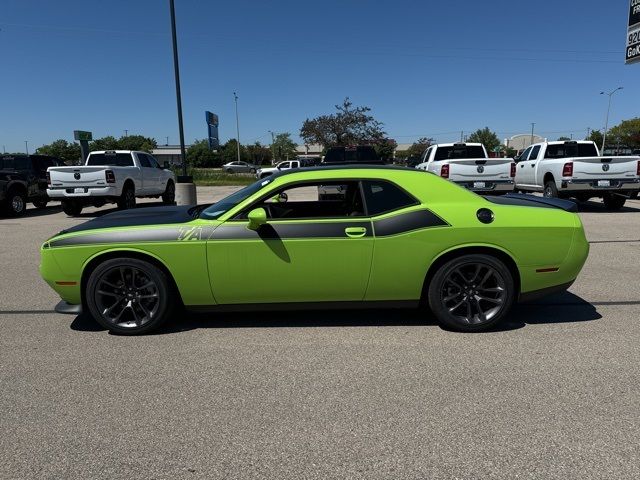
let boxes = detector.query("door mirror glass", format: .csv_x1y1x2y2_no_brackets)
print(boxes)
247,207,267,230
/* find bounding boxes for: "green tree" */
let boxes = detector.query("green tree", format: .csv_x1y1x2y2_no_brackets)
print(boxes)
557,136,571,141
271,133,297,162
405,137,434,160
116,134,157,153
300,97,386,147
36,139,81,164
246,142,272,165
587,129,603,147
374,138,397,161
89,136,119,151
221,139,249,164
607,118,640,148
466,127,501,152
186,139,221,168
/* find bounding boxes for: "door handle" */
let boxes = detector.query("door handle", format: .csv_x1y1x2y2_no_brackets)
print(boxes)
531,164,535,168
519,164,524,168
344,227,367,238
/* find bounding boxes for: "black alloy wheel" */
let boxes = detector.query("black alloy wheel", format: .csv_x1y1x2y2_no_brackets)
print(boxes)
428,254,515,332
86,258,173,334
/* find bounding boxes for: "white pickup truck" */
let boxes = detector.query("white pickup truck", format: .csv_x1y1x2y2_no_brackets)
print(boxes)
256,160,301,179
514,141,640,210
47,150,176,216
415,142,515,194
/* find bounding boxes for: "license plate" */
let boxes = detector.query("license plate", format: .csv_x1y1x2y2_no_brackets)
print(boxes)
597,180,610,187
473,182,486,189
74,188,85,193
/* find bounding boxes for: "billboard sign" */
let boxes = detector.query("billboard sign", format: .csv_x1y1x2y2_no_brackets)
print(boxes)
627,0,640,64
205,111,219,150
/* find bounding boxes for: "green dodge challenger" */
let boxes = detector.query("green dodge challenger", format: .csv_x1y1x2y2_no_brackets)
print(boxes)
40,166,589,334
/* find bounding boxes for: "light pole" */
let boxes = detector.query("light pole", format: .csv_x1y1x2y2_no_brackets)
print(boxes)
25,141,29,155
268,130,276,164
169,0,188,179
233,92,241,163
124,129,128,137
600,87,623,155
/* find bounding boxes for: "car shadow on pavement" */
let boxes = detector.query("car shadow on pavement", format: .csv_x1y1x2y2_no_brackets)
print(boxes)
576,199,640,213
69,291,604,335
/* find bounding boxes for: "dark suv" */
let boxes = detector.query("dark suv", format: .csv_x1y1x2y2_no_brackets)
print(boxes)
321,145,384,165
0,154,65,216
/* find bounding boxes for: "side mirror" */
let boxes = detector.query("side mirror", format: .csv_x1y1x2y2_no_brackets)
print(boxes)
247,207,267,231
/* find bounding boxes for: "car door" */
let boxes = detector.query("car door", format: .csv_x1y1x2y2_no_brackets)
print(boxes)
515,146,533,187
136,153,157,194
146,154,165,192
206,180,374,304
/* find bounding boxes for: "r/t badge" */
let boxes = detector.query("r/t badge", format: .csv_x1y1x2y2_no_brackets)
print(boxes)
178,226,203,241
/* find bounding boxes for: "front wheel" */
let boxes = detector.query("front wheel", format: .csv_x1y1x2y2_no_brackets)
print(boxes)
85,258,174,335
61,200,83,217
162,181,175,205
603,193,626,211
427,254,515,332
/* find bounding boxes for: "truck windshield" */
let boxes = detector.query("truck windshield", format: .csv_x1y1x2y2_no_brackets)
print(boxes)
433,145,486,161
86,153,134,167
200,177,273,220
544,143,599,159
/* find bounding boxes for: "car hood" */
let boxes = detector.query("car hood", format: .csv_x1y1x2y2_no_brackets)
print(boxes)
59,205,196,235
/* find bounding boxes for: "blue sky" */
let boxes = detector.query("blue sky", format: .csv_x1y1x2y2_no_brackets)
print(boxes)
1,0,637,153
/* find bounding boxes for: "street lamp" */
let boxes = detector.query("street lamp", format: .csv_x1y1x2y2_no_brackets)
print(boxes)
233,92,241,163
169,0,187,179
268,130,276,164
600,87,623,154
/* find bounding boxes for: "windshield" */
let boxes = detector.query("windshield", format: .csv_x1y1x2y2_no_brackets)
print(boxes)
200,177,273,220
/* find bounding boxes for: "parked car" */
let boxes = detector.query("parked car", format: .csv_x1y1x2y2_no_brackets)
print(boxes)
321,145,384,165
514,140,640,210
0,154,65,216
42,165,589,335
47,150,175,217
222,161,257,174
256,160,302,179
415,142,515,194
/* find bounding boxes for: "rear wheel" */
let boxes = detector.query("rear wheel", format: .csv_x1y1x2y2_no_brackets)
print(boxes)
427,254,515,332
4,188,27,216
603,193,626,211
85,258,173,335
543,180,558,198
162,181,175,205
32,199,48,209
61,200,83,217
117,184,136,210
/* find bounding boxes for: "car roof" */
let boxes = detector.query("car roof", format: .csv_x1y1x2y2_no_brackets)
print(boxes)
269,164,428,180
89,150,147,154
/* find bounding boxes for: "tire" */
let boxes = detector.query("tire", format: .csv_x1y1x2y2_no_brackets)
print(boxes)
629,191,638,200
4,188,27,216
85,257,174,335
543,180,558,198
32,199,48,209
226,168,234,174
162,181,175,205
427,254,515,332
117,184,136,210
250,168,256,174
61,200,83,217
603,193,626,211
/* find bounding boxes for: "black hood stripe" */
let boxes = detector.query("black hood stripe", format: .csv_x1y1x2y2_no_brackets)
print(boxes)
48,210,449,247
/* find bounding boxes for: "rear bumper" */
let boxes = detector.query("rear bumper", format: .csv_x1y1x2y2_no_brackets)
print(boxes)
560,178,640,192
454,180,514,193
47,186,119,198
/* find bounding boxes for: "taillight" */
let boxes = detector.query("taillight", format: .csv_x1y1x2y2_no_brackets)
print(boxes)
46,171,51,186
440,164,450,178
510,162,516,177
562,162,573,177
637,160,640,176
105,170,116,183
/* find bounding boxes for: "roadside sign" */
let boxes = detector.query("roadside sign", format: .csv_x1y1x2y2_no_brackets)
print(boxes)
627,0,640,64
73,130,93,141
205,111,219,150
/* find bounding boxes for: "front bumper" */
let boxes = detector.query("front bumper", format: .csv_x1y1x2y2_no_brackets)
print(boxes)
560,178,640,192
47,186,119,198
455,180,514,193
55,300,82,315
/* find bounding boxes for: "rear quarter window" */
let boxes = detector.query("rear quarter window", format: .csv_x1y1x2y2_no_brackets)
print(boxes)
361,180,418,215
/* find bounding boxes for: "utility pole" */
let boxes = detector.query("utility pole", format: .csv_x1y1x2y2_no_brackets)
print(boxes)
600,87,623,155
234,92,241,163
124,129,128,137
268,130,276,164
25,141,29,155
166,136,169,146
530,123,535,146
586,127,591,140
2,145,5,154
460,130,464,142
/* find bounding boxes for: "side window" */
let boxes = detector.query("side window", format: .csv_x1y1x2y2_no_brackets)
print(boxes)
14,157,31,171
138,154,151,168
361,180,417,216
517,147,532,162
239,181,365,220
529,146,541,161
278,162,290,169
147,155,160,168
423,147,433,162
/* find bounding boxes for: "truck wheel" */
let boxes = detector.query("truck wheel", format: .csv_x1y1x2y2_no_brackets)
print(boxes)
61,200,83,217
630,191,638,200
5,188,27,216
162,181,175,205
85,257,174,335
32,199,48,209
117,185,136,210
543,180,558,198
427,254,515,332
603,193,626,211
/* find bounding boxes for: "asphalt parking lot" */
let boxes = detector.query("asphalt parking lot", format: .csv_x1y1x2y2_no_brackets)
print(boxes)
1,190,639,479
